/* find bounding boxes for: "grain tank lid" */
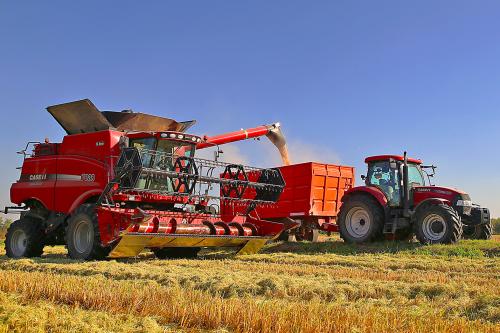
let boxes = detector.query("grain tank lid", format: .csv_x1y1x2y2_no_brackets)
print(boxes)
47,99,113,134
101,111,196,133
47,99,196,134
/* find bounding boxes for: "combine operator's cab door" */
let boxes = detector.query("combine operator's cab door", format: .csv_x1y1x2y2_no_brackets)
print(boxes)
366,161,401,206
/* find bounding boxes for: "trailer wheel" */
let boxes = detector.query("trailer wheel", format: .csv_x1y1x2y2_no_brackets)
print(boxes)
152,247,201,259
414,204,462,244
5,217,45,258
338,194,384,243
295,227,319,242
65,204,110,260
463,221,492,240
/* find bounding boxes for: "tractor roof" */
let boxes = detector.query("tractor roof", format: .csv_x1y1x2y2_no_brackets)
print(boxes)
46,99,196,135
365,155,422,164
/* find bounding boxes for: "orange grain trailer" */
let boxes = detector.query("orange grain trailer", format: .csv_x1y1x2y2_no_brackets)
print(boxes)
221,162,355,241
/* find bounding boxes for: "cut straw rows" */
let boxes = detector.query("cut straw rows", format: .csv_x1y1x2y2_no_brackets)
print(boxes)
0,269,497,333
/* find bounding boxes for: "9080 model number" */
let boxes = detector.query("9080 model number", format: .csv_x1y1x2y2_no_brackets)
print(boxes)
81,174,96,182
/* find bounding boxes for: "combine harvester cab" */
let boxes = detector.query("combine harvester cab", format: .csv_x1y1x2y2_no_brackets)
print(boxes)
6,99,293,260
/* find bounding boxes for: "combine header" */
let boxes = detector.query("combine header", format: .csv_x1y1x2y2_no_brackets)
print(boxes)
5,99,293,260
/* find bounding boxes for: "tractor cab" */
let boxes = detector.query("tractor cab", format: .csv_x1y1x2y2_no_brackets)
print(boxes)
364,155,424,207
338,153,491,245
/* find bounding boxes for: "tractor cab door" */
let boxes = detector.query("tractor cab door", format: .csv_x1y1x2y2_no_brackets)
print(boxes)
366,161,401,206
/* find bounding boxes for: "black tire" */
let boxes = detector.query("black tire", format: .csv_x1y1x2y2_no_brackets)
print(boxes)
277,230,292,242
5,217,45,258
463,222,492,240
65,204,110,260
414,204,462,244
295,228,319,242
338,194,384,243
152,247,201,259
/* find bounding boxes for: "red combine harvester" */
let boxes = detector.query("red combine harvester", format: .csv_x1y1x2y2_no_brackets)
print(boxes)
5,99,296,260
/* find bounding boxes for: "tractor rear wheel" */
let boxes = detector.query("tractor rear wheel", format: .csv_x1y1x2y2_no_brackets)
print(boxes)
65,204,110,260
414,204,462,244
152,247,201,259
5,217,45,258
338,194,384,243
463,222,492,240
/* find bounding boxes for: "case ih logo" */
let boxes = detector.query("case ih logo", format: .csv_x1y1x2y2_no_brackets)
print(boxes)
415,188,452,195
29,174,47,181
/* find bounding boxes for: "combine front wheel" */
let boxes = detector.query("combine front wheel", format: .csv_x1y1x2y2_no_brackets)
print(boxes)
338,194,384,243
5,217,45,258
415,204,462,244
65,204,110,260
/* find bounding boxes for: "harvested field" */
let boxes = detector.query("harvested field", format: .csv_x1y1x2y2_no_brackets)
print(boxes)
0,235,498,333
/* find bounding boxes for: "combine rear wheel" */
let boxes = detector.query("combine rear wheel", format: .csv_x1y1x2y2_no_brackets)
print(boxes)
65,204,110,260
463,222,492,240
338,194,384,243
414,204,462,244
152,247,201,259
5,217,45,258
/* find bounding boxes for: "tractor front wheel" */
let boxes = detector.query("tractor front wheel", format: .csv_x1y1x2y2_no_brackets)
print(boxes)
152,247,201,259
5,217,45,258
415,204,462,244
65,204,110,260
338,194,384,243
463,222,492,240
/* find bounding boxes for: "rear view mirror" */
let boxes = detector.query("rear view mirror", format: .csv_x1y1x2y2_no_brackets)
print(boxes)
390,161,397,169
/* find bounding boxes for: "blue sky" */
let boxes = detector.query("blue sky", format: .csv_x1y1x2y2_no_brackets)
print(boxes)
1,1,499,216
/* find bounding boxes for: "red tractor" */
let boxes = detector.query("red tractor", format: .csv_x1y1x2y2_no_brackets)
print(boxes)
4,99,296,260
337,153,491,244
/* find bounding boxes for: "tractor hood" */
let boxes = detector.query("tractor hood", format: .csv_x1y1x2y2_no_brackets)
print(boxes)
47,99,195,135
413,186,467,196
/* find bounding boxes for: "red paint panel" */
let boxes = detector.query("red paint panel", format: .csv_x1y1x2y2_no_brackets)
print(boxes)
10,156,57,210
54,155,108,213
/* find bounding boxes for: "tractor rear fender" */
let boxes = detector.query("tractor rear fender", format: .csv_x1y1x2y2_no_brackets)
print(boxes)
342,186,388,207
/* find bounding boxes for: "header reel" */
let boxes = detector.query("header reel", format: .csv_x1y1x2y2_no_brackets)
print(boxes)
101,147,285,209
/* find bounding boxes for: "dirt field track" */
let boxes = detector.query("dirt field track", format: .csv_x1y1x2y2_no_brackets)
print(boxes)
0,235,498,333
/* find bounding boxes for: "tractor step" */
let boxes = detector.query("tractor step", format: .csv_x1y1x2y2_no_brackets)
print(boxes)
108,233,270,258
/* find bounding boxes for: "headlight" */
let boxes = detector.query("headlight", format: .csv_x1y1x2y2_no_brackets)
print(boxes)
456,200,472,207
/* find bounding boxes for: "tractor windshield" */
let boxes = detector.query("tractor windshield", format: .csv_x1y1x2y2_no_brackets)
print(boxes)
407,163,425,186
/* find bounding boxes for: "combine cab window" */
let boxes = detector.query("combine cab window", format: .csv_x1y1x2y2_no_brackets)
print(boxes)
129,137,196,192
